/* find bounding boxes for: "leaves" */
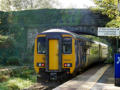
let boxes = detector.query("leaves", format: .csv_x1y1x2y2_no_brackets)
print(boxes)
94,0,119,19
93,0,120,27
0,0,59,11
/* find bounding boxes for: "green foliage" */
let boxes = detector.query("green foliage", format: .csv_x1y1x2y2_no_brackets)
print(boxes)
94,0,119,19
93,0,120,53
12,69,35,78
6,56,20,65
0,0,59,11
23,56,33,65
90,47,99,54
0,66,36,90
8,9,82,27
0,77,36,90
7,82,20,90
0,9,82,64
0,12,9,34
0,75,9,82
105,57,114,64
0,56,4,64
106,17,120,27
93,0,120,27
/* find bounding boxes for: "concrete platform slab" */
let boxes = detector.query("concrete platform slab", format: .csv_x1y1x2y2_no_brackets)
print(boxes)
92,65,120,90
54,64,110,90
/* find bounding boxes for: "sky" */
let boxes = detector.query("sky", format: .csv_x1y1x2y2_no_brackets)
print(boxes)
0,0,96,11
53,0,96,9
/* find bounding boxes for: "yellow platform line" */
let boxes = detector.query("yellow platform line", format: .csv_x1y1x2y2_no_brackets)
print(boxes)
78,65,110,90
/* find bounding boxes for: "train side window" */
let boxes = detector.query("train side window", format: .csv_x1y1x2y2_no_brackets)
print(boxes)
63,38,72,54
37,37,46,54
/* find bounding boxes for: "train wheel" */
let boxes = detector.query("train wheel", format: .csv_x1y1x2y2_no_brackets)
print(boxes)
37,73,49,83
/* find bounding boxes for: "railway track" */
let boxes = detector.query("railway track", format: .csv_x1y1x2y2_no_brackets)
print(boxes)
24,63,106,90
24,78,68,90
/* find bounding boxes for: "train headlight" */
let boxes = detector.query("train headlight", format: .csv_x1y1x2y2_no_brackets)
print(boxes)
67,64,70,67
41,63,45,67
64,64,67,67
37,63,45,67
64,63,72,67
39,63,41,66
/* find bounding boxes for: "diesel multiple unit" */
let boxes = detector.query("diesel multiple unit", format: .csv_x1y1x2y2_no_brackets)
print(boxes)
34,29,108,80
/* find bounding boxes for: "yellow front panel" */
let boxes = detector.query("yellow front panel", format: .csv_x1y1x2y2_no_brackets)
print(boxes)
62,36,76,74
49,40,59,70
34,36,46,74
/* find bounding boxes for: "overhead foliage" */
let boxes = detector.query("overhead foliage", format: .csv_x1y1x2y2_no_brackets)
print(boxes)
0,0,59,11
94,0,119,19
93,0,120,27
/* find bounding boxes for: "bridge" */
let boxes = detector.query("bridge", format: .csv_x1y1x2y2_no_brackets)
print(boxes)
0,9,110,56
8,9,109,36
14,9,108,49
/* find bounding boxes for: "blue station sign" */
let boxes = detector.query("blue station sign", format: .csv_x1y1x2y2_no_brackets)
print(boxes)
115,54,120,78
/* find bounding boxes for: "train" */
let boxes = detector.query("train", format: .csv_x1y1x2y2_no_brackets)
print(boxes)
34,29,108,80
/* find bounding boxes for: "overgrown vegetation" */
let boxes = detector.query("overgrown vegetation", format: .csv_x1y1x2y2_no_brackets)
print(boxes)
0,66,36,90
0,0,59,11
6,56,20,65
93,0,120,55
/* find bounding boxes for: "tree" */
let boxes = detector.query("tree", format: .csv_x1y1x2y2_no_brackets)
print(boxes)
93,0,120,54
94,0,119,18
93,0,120,27
0,0,59,11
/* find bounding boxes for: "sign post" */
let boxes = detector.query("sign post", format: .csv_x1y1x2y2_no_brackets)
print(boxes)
98,27,120,86
98,27,119,53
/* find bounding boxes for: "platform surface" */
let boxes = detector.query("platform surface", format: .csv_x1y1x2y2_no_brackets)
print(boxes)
53,64,120,90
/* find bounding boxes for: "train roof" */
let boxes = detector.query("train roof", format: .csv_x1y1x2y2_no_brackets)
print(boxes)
42,29,71,33
40,29,108,46
41,29,92,41
41,29,74,35
93,41,108,47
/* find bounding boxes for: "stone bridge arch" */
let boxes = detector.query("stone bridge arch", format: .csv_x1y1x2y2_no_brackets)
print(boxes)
8,9,109,49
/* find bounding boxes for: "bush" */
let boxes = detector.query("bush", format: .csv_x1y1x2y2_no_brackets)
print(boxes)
0,75,9,82
7,83,20,90
105,58,114,64
0,56,4,64
6,56,20,65
23,56,33,65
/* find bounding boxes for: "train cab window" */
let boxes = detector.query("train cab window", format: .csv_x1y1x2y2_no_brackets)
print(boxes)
37,37,46,54
63,38,72,54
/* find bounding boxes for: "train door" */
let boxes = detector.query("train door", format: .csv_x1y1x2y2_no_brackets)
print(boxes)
49,39,59,71
79,42,84,67
80,41,86,67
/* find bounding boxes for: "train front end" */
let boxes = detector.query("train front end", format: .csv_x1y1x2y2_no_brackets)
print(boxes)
34,30,76,80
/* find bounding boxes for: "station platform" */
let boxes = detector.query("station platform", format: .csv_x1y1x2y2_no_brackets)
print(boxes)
54,64,120,90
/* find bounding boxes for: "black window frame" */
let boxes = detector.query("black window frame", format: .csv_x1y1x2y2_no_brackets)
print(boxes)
62,37,72,54
37,37,46,54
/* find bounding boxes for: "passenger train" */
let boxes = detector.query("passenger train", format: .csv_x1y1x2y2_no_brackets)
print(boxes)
34,29,108,80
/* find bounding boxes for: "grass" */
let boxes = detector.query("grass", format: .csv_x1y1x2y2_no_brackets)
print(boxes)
0,76,36,90
0,66,36,90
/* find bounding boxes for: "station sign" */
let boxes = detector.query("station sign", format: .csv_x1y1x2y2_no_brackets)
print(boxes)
115,54,120,78
98,27,120,36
